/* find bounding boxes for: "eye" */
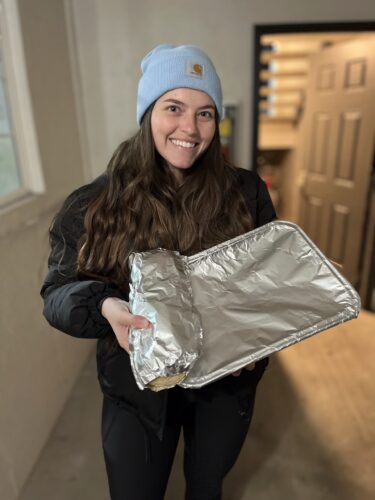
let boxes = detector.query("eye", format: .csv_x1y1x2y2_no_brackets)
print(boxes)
167,105,180,113
198,110,214,120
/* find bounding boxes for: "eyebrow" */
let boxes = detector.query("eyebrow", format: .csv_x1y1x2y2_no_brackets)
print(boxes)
162,98,215,110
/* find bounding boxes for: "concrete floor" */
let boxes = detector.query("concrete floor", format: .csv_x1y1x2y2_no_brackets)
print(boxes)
19,310,375,500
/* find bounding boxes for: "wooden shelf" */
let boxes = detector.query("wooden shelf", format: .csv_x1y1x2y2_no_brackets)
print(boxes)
258,122,297,150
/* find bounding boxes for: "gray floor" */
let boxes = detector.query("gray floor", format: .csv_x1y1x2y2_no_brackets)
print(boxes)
19,310,375,500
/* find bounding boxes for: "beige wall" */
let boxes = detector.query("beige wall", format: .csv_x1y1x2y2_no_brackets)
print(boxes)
0,1,93,499
1,1,375,499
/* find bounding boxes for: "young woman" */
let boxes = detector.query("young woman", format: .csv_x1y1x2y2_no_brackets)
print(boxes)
41,44,276,500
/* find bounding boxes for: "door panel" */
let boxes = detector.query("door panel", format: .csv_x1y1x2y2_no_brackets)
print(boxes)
298,37,375,286
310,113,330,175
302,195,325,251
326,204,350,263
335,111,361,181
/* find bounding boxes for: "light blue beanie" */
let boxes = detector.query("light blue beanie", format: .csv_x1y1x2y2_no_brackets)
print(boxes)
137,44,223,124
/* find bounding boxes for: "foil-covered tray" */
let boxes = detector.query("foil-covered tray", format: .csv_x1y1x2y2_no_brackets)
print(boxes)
129,221,361,390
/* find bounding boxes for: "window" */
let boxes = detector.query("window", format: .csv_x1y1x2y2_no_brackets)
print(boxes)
0,49,22,196
0,0,44,207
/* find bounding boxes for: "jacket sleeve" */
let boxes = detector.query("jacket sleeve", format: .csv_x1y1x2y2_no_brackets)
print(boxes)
40,186,125,339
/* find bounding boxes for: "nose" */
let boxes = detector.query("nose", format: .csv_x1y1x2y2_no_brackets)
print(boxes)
180,113,198,136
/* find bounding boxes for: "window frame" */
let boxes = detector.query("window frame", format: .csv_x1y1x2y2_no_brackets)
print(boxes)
0,0,44,209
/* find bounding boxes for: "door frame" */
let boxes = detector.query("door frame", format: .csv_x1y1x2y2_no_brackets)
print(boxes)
252,21,375,171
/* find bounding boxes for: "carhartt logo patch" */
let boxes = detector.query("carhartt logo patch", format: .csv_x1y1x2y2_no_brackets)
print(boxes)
186,61,204,78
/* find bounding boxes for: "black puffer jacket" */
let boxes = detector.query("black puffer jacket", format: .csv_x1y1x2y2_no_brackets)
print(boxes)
41,168,276,439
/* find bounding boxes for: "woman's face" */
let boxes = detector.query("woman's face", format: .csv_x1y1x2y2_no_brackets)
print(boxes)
151,88,216,184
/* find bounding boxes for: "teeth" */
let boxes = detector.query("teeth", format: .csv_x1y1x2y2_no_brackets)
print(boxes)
171,139,196,148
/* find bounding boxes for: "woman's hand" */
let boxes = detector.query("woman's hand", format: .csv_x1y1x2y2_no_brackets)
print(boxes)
101,297,151,353
232,363,255,377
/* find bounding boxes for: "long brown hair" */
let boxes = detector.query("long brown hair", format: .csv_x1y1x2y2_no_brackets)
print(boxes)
77,105,253,291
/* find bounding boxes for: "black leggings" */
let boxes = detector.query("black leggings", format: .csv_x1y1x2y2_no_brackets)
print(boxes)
101,383,257,500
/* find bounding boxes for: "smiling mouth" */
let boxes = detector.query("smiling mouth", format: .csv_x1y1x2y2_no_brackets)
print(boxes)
170,139,197,149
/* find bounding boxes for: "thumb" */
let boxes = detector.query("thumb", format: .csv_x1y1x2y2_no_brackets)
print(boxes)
130,315,152,330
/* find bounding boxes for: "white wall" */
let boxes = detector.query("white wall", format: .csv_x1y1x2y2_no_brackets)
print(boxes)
0,2,93,499
70,0,375,176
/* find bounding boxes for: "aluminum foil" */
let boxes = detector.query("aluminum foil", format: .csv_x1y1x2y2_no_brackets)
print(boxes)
129,221,361,391
128,249,202,391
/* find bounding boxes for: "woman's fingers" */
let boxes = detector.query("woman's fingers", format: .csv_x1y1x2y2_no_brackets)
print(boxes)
102,298,151,329
113,317,152,353
232,364,256,376
101,299,152,354
123,314,152,330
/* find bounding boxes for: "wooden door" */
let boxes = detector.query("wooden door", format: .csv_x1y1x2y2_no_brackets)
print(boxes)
298,37,375,286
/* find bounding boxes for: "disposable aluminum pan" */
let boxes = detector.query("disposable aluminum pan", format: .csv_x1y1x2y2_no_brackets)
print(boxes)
129,221,361,390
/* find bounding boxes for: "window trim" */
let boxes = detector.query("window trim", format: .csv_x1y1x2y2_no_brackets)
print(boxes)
0,0,44,207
